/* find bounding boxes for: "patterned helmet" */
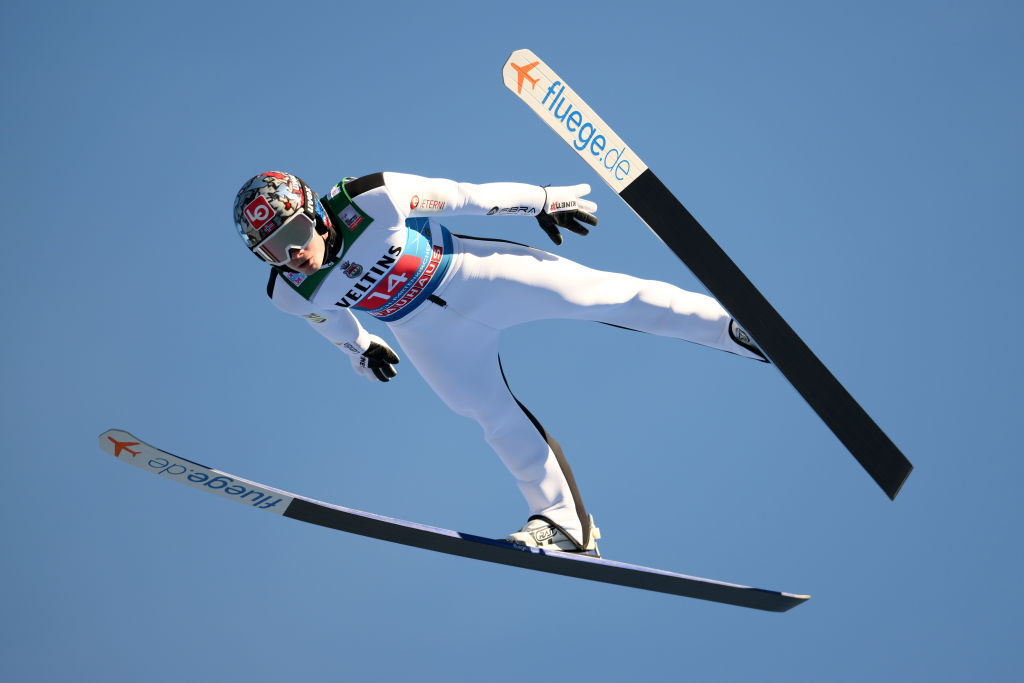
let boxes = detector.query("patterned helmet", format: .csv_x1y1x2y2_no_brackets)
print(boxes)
232,171,331,263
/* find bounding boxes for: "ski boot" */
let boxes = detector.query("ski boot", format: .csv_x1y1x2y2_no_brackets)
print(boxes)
505,515,601,557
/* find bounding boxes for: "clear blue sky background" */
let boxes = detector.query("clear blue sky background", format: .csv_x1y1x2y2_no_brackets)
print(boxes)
3,1,1021,681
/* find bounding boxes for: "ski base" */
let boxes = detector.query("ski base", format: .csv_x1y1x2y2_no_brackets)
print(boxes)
99,429,808,612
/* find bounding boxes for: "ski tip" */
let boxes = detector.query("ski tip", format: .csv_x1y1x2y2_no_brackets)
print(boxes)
502,48,543,93
788,598,812,612
98,428,135,440
769,592,810,612
98,429,141,457
504,48,538,63
884,463,914,500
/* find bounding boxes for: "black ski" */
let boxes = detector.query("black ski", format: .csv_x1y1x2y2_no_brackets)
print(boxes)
503,49,912,499
99,429,809,612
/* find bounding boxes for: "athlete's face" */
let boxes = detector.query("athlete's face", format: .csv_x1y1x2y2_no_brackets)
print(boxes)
286,231,327,274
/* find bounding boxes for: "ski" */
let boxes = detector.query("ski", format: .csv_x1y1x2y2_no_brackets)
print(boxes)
98,429,809,612
502,49,912,500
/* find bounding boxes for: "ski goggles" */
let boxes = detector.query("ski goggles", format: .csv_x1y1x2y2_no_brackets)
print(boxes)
251,212,317,266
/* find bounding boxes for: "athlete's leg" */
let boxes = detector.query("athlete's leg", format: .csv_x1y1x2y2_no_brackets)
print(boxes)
448,236,764,361
388,306,594,547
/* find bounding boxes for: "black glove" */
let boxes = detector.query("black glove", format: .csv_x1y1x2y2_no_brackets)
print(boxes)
536,184,599,245
345,334,400,382
361,341,400,382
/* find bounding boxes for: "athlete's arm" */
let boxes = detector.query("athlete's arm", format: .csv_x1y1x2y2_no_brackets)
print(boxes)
382,172,546,217
268,272,400,382
380,172,598,244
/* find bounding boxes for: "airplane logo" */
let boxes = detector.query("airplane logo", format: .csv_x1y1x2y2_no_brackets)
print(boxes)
510,60,539,94
108,436,141,458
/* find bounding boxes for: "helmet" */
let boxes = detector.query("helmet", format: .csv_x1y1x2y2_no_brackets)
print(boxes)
232,171,331,265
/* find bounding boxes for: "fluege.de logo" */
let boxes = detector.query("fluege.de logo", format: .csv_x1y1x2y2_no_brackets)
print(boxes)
505,51,649,194
539,79,634,184
145,454,287,510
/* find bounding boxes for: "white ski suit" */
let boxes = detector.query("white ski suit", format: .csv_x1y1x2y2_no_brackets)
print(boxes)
267,172,765,548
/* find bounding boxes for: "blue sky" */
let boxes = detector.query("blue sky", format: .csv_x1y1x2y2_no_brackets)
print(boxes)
3,1,1022,681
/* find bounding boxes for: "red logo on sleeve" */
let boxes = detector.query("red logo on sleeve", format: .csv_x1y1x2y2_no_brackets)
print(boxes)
409,194,446,212
244,195,275,231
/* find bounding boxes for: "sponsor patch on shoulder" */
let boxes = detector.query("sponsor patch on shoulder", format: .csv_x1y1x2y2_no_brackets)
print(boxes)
339,204,363,230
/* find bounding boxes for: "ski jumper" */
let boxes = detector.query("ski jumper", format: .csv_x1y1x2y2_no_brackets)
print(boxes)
267,172,764,547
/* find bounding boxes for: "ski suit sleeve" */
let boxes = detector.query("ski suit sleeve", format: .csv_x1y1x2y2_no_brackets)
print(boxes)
381,172,547,217
268,272,374,356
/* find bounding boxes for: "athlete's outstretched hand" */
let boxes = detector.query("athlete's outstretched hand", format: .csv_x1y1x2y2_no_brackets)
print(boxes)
345,334,400,382
537,184,598,245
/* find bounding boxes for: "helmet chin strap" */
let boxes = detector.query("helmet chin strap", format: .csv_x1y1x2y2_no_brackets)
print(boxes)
314,194,342,266
321,222,340,265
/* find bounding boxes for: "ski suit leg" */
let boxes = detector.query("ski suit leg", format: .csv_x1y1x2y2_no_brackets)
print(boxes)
388,306,589,545
447,236,761,359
